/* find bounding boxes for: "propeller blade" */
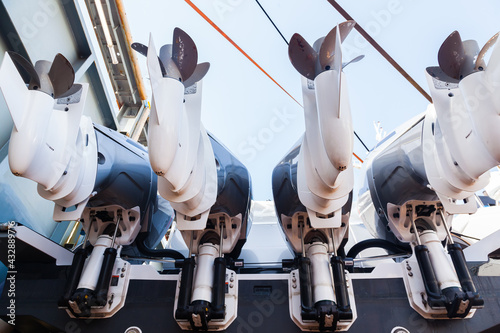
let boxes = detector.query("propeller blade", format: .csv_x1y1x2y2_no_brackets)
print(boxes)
57,83,83,99
319,20,356,71
342,54,364,68
183,62,210,88
172,27,198,81
438,31,465,80
426,66,459,84
131,42,166,76
131,42,148,56
475,32,499,71
288,33,318,80
7,51,40,89
460,39,479,78
160,44,182,81
48,54,74,99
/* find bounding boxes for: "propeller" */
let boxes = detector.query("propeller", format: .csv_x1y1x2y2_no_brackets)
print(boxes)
7,52,78,99
132,28,205,86
289,21,358,80
437,30,500,81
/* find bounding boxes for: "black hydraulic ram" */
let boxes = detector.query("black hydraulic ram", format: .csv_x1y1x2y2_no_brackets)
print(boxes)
447,243,484,307
94,247,117,306
175,257,196,319
414,245,441,303
331,255,352,320
298,256,315,320
58,248,87,307
211,257,226,319
448,243,476,292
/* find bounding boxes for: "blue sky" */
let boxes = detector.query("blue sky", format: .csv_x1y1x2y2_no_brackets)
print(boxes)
124,0,500,200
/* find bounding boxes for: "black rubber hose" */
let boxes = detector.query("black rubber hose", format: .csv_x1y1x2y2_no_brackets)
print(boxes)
136,232,185,260
346,239,411,258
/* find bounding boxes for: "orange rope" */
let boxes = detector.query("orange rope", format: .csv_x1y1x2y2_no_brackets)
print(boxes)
353,152,364,164
184,0,302,107
185,0,363,163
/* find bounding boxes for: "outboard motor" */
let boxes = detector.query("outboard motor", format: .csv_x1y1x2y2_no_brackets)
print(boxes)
0,51,172,318
272,22,359,332
357,30,500,319
134,28,252,331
